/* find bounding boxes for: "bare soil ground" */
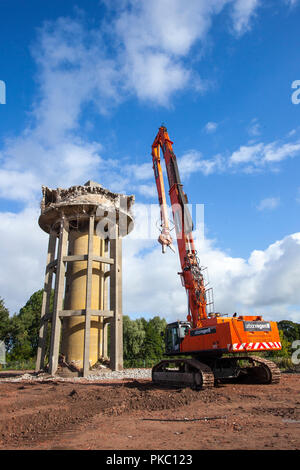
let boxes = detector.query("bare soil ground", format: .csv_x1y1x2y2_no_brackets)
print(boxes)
0,371,299,450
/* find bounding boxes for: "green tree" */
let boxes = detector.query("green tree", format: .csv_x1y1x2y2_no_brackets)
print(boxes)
139,317,148,331
8,290,53,361
0,298,10,348
271,330,291,357
148,316,167,336
123,315,167,365
142,316,167,361
123,315,146,360
278,320,300,344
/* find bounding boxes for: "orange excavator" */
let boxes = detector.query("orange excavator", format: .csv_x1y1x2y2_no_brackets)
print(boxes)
151,125,282,389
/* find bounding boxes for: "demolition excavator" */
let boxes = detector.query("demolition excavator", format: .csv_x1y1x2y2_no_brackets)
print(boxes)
151,125,282,389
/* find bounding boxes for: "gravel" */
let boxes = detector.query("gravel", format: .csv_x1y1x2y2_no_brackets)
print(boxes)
0,368,152,383
87,368,152,381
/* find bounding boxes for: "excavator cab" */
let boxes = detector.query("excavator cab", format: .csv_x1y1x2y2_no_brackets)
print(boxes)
165,321,190,354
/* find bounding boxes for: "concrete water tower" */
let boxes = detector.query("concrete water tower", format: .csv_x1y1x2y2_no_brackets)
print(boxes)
35,181,134,377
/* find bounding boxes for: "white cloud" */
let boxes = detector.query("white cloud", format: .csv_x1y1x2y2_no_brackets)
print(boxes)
229,143,264,164
132,131,300,180
137,184,157,199
263,141,300,162
0,170,40,201
204,122,218,134
111,0,219,103
122,206,300,322
123,214,300,323
125,162,153,181
247,118,261,137
229,138,300,169
1,1,296,205
284,0,299,8
122,52,190,105
231,0,260,35
0,207,48,314
126,150,224,185
3,3,265,206
179,151,224,177
125,133,300,182
0,17,124,205
257,197,280,211
0,133,107,202
114,0,231,56
110,0,263,104
0,3,290,206
244,234,300,310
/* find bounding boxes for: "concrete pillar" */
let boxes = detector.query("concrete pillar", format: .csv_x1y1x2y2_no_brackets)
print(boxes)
35,230,57,372
49,217,69,375
102,239,109,360
98,238,105,358
110,224,123,371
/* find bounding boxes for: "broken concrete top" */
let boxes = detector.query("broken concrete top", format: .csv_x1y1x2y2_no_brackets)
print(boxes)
39,183,135,236
84,180,102,188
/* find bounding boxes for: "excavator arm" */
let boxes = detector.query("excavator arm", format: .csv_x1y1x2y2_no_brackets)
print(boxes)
152,125,208,327
151,133,174,253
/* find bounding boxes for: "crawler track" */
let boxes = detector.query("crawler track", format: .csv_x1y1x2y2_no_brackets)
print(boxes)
248,355,281,384
152,358,215,390
152,355,281,389
215,355,281,385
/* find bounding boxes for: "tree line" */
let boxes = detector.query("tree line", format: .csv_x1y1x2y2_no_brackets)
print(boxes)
0,290,299,368
0,291,167,368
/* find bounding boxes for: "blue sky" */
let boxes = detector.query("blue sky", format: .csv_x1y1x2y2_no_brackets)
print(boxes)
0,0,300,322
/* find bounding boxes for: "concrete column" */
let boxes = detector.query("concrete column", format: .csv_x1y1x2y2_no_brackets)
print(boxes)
110,225,123,371
102,239,109,360
49,218,69,375
36,230,57,372
97,238,104,358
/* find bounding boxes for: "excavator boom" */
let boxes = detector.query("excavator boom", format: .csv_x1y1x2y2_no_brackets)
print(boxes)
152,126,207,327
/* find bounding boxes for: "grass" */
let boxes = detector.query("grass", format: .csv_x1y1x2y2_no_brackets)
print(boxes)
0,359,36,371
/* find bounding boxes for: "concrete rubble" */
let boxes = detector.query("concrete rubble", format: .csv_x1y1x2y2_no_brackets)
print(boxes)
0,369,152,383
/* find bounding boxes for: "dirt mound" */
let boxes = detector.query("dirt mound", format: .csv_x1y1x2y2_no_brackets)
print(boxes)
0,380,218,445
0,374,299,449
252,406,300,419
